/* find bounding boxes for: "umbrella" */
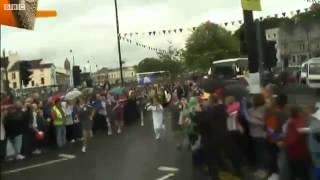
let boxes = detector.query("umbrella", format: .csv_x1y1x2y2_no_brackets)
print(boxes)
280,84,317,107
82,88,94,96
280,84,316,95
110,87,125,96
199,79,225,93
139,76,152,85
224,84,249,99
48,92,65,102
64,89,82,100
143,77,152,84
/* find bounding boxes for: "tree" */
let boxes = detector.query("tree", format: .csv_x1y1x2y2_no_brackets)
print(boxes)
136,58,164,73
156,43,184,76
183,21,240,71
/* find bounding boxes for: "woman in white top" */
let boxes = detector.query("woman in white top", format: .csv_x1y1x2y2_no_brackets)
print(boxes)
147,97,164,140
61,100,75,143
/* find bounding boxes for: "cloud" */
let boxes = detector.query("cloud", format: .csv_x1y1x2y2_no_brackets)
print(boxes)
1,0,311,69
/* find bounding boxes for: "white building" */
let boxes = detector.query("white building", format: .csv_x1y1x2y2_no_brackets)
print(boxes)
0,51,19,93
8,59,56,89
268,22,320,68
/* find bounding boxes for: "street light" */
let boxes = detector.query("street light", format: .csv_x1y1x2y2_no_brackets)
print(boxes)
114,0,124,86
69,49,75,88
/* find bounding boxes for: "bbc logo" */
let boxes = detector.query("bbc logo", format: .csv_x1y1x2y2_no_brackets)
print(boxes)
4,4,26,11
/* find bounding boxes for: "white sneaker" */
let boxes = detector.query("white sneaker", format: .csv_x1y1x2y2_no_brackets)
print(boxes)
70,139,75,143
117,128,121,134
268,173,279,180
108,131,112,136
16,154,25,160
155,134,160,140
32,149,42,155
81,146,86,153
141,121,144,126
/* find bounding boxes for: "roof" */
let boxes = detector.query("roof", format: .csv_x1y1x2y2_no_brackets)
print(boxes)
302,57,320,65
96,67,109,74
9,59,54,71
212,58,248,64
0,57,9,68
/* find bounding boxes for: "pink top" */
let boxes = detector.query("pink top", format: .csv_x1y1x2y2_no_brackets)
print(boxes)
227,102,240,114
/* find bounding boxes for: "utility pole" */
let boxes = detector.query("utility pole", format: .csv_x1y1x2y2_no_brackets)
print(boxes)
243,10,259,73
114,0,124,86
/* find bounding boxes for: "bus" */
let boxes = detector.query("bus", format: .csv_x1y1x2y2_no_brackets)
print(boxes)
136,71,170,84
300,58,320,89
210,58,248,79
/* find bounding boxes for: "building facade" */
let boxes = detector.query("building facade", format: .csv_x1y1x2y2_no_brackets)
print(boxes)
107,66,136,84
56,67,70,91
8,59,57,89
92,67,109,86
268,23,320,68
0,51,20,93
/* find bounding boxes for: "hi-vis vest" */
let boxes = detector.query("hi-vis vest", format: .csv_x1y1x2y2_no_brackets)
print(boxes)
52,105,64,126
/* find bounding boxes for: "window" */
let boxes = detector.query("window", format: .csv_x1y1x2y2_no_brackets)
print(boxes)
13,82,17,89
273,33,276,38
12,72,16,79
40,69,44,72
41,77,45,85
31,81,35,87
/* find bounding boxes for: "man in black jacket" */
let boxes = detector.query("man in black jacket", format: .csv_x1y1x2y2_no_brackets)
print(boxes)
198,95,234,180
4,100,29,160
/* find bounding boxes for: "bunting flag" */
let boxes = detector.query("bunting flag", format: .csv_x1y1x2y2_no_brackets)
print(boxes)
120,36,168,54
119,8,310,37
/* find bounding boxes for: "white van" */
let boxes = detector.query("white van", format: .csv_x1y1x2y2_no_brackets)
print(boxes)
300,58,320,89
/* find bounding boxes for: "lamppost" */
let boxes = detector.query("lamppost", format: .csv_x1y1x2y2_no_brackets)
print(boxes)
114,0,124,86
69,49,75,88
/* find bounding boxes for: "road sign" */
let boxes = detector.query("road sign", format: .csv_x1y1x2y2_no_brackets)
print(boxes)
241,0,262,11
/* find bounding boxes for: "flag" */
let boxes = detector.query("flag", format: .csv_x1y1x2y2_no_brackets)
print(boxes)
282,12,286,17
179,28,183,32
241,0,262,11
163,30,166,34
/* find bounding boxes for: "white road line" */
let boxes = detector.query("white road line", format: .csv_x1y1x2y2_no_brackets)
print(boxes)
157,166,179,172
2,154,76,175
156,173,175,180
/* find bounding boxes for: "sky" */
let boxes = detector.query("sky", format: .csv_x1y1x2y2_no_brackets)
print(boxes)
1,0,312,70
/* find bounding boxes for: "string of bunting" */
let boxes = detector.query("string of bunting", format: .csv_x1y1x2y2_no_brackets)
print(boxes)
119,36,168,54
119,7,311,37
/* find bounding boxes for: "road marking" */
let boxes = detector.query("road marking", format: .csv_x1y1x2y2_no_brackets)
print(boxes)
2,154,76,175
157,166,179,172
156,173,175,180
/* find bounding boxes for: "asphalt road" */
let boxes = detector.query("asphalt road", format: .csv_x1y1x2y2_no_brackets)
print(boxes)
1,110,206,180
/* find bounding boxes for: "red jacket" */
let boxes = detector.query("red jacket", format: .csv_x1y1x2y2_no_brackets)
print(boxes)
284,116,308,160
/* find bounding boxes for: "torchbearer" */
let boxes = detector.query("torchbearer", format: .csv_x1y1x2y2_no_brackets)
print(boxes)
146,97,164,140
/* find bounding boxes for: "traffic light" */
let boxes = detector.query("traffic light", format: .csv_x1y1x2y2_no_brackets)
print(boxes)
19,61,33,87
264,41,277,69
72,66,81,87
